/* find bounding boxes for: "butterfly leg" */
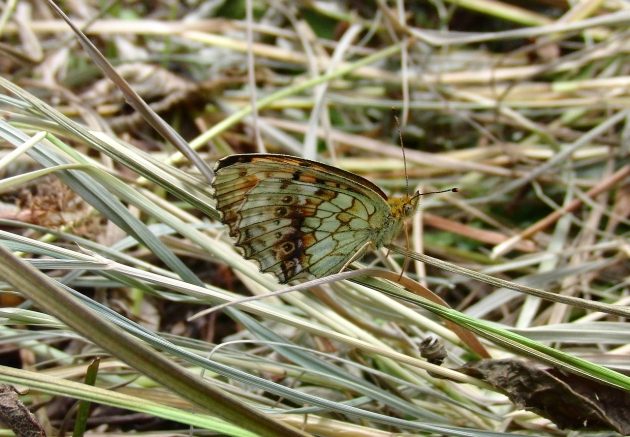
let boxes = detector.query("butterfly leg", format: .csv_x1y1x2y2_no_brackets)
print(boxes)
338,240,374,273
397,226,411,282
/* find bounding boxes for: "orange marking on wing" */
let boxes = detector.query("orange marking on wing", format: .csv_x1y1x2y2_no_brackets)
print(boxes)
298,174,318,184
313,189,335,201
232,174,260,194
301,232,317,248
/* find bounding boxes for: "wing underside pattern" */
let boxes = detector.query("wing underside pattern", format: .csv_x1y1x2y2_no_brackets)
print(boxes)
212,154,389,283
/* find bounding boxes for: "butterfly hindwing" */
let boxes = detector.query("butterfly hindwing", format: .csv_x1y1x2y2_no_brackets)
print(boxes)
212,154,391,283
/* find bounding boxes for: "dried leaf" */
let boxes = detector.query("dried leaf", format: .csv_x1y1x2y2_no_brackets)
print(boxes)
459,359,630,434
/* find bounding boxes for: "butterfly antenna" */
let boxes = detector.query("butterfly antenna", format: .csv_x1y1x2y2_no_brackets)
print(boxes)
412,187,458,200
394,115,410,197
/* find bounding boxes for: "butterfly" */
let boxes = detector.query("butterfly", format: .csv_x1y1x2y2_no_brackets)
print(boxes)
211,153,420,284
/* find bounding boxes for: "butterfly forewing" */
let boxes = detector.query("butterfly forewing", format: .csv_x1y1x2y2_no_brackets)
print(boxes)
212,154,393,283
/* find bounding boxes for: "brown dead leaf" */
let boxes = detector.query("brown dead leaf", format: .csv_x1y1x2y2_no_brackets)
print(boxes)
459,359,630,434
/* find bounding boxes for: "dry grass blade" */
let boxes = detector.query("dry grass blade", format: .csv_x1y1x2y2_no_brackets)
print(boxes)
0,1,629,435
44,0,214,183
0,246,307,437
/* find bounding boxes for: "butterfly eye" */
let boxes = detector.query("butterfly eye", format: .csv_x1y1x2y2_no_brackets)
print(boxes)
403,203,414,216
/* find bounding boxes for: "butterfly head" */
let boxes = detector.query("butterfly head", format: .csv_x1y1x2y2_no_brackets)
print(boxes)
388,192,420,219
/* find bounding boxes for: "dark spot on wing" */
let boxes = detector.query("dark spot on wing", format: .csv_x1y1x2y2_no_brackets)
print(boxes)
281,241,295,254
274,206,288,217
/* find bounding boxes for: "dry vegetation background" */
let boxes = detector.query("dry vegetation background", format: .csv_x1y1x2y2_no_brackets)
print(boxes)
0,0,629,435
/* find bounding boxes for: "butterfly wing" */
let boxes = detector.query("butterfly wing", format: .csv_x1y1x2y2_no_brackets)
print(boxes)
212,154,391,283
